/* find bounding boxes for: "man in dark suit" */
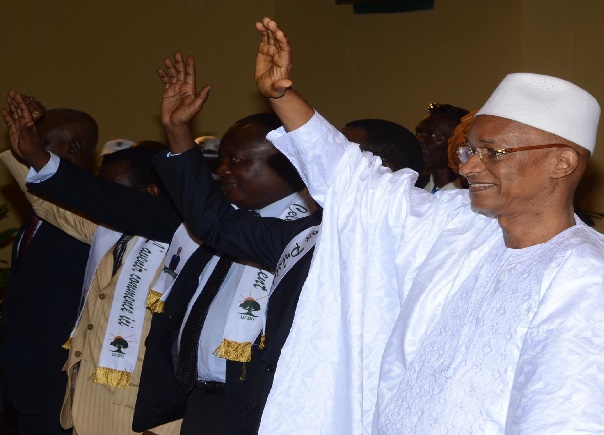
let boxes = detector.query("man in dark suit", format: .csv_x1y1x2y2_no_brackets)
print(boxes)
1,103,98,434
146,52,424,434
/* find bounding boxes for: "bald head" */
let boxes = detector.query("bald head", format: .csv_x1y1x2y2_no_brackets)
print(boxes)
38,109,98,170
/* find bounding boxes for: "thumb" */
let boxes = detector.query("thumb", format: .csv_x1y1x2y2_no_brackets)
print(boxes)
270,79,293,98
193,84,212,111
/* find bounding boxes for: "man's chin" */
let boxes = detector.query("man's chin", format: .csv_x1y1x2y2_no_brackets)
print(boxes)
470,202,497,219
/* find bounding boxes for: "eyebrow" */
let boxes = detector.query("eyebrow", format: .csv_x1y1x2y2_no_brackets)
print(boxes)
465,137,496,147
478,138,496,145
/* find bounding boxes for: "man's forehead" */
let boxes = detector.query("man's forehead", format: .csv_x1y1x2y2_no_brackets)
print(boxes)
467,115,546,144
219,136,277,155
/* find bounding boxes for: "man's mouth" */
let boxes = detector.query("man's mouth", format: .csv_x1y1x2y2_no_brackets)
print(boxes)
468,182,494,192
219,181,238,191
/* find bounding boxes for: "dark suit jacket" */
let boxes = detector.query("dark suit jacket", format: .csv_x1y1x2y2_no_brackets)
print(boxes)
27,159,183,245
1,213,89,414
149,148,323,434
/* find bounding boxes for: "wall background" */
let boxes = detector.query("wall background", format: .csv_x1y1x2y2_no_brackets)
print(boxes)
0,0,603,262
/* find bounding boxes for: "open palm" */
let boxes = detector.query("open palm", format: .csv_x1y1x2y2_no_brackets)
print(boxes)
157,52,211,127
255,18,293,98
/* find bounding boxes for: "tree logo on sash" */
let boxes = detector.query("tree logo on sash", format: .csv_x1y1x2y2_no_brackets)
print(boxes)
238,291,268,318
110,336,129,354
108,333,136,355
239,296,261,317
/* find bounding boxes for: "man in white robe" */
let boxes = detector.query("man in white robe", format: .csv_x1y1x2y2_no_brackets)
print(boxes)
253,17,604,434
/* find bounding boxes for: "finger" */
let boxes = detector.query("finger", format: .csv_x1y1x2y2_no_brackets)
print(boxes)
174,51,185,83
185,55,196,86
196,84,212,105
256,21,268,46
188,84,212,118
7,98,19,120
274,29,291,53
13,93,35,123
266,24,276,47
157,68,171,89
164,57,178,84
1,108,12,126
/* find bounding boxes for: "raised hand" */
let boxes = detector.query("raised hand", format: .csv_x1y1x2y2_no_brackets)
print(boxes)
255,17,293,99
23,94,46,122
1,90,47,168
157,52,212,128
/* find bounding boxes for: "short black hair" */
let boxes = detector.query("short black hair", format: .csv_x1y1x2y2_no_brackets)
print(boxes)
344,119,423,173
227,112,304,191
45,108,99,152
427,103,469,124
231,112,283,132
100,140,167,189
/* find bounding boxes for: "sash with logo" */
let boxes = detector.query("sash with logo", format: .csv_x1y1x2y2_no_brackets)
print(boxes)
146,223,200,313
62,226,122,350
213,192,316,363
90,236,168,388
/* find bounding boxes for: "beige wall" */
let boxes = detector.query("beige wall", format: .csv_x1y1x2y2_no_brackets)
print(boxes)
0,0,603,263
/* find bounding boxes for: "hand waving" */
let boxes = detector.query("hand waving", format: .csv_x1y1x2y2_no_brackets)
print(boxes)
1,90,44,163
255,17,293,99
157,52,212,128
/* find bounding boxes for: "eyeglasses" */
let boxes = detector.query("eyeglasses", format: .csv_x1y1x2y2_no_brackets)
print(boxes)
456,143,571,164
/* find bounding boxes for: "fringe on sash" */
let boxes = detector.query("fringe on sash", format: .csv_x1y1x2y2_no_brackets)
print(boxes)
62,337,72,350
90,367,131,389
213,338,253,362
146,289,165,313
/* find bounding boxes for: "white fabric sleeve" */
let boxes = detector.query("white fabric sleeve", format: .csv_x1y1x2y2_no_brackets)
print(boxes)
26,152,60,183
267,111,351,206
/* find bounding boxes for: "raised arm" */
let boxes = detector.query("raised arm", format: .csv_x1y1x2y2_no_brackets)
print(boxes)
255,17,314,132
2,91,182,242
0,150,96,244
157,51,212,154
154,147,319,270
2,90,51,170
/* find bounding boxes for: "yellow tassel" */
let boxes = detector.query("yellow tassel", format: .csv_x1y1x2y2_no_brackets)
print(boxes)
146,290,165,313
239,362,247,381
62,337,72,350
89,367,131,389
259,335,266,350
213,339,253,362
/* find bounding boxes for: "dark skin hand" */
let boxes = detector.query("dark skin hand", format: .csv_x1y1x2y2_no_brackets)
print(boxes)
157,51,212,154
254,17,293,99
1,90,50,171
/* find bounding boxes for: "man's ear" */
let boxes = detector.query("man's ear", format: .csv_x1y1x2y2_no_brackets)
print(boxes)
69,139,82,155
142,184,161,196
552,148,580,179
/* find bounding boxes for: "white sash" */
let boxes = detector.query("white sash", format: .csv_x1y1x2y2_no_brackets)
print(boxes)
91,237,168,388
147,223,200,313
258,225,320,348
213,193,315,362
62,226,121,349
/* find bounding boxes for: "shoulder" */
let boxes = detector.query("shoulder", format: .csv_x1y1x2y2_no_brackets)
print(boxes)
532,224,604,332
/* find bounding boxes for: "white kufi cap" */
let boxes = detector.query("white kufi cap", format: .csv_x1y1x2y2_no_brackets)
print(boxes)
476,73,600,152
101,138,135,156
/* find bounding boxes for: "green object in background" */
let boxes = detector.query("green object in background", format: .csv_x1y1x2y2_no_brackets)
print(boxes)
336,0,434,14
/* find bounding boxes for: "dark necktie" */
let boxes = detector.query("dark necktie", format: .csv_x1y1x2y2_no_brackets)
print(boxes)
176,256,234,393
112,233,134,276
17,214,41,261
